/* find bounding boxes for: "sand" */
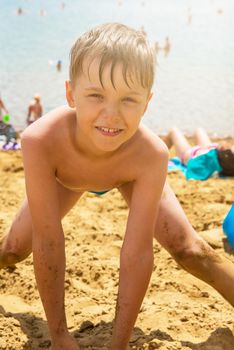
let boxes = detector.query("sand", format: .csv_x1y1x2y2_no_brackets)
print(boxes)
0,149,234,350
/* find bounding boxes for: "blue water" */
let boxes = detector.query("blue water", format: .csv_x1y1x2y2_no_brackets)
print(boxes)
0,0,233,136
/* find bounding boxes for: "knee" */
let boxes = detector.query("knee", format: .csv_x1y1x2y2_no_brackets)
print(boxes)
164,127,179,148
171,244,198,271
171,238,221,273
169,127,180,137
0,237,25,267
194,127,205,136
0,252,21,268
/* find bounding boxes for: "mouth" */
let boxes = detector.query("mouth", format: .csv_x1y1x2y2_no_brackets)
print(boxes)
95,126,123,136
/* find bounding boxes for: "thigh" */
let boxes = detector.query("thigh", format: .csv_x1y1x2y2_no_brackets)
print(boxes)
3,183,82,256
119,181,198,253
194,128,212,147
154,182,198,253
169,127,191,159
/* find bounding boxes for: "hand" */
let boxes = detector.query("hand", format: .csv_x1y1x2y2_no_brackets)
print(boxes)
50,333,80,350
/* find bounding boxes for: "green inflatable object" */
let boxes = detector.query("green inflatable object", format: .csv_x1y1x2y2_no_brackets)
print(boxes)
2,114,10,123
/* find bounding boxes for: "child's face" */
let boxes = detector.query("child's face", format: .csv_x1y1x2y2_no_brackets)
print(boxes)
66,58,152,155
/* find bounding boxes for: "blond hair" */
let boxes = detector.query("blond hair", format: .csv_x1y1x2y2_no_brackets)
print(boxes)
69,23,155,92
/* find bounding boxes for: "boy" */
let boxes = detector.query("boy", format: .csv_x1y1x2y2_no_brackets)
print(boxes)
0,23,234,350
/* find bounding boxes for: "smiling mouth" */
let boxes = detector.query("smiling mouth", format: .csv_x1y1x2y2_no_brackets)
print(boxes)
95,126,123,136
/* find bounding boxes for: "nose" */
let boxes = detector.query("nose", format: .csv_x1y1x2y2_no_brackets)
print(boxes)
100,102,120,122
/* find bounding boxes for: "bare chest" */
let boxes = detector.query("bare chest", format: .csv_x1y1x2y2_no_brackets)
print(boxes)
55,150,131,193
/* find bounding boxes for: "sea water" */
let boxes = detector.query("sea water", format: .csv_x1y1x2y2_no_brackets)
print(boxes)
0,0,233,136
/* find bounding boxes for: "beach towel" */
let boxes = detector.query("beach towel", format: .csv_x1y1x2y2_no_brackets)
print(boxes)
168,150,222,180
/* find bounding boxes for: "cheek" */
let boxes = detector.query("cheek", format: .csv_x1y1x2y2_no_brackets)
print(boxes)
122,103,144,114
77,101,94,115
129,105,146,120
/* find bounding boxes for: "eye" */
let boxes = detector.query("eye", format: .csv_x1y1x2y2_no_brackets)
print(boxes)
88,93,103,100
122,97,137,104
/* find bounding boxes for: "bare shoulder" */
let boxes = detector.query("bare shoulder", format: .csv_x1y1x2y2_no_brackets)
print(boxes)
119,125,168,187
121,126,168,208
21,106,76,169
21,105,75,145
134,125,169,167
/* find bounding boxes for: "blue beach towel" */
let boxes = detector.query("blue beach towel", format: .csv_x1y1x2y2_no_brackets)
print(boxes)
168,157,187,174
168,149,222,180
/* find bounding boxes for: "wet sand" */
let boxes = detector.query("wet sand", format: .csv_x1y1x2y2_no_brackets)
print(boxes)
0,149,234,350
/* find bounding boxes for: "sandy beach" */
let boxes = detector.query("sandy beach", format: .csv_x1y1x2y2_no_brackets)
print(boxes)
0,148,234,350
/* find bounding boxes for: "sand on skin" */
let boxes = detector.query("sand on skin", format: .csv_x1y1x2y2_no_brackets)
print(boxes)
0,149,234,350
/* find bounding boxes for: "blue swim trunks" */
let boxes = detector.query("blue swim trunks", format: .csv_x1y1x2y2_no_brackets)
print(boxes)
90,190,110,195
186,149,222,180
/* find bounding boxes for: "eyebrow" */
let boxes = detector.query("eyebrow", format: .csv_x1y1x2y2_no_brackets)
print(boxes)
84,87,142,96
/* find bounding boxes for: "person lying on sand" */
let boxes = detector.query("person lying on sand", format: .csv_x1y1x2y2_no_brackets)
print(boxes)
164,127,234,180
0,23,234,350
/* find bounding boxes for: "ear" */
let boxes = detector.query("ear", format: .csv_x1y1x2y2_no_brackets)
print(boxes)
143,91,153,114
65,80,75,108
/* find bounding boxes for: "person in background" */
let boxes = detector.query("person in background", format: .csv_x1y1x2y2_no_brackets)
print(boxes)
0,94,19,149
17,7,23,15
26,94,43,126
163,36,171,56
164,127,234,180
154,41,160,55
56,60,62,72
0,94,9,118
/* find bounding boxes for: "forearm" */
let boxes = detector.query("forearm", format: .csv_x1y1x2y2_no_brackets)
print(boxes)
0,102,8,114
32,229,68,340
111,247,154,349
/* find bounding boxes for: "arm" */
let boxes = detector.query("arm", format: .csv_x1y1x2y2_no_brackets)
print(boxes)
26,105,32,124
110,145,168,349
21,132,79,350
0,99,8,114
39,104,43,117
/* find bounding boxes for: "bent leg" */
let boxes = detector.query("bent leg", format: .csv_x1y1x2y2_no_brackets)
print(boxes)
0,184,82,268
119,182,234,306
164,127,191,158
194,127,212,147
155,182,234,306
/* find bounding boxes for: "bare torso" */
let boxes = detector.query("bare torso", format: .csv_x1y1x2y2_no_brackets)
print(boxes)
26,106,163,194
28,102,42,123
